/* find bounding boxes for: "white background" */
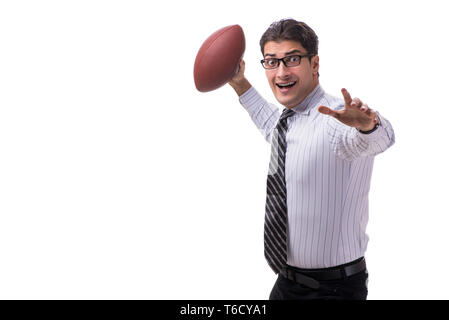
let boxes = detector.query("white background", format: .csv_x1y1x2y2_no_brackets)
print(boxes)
0,0,448,299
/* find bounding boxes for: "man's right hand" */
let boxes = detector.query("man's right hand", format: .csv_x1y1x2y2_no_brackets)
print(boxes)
228,59,251,97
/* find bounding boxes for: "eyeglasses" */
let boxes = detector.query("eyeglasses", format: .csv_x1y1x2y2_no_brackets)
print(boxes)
260,54,315,69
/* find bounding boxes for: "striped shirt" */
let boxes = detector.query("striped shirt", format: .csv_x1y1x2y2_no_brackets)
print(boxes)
239,84,395,268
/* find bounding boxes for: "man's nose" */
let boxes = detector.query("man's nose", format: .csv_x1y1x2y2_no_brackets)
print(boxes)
276,62,291,78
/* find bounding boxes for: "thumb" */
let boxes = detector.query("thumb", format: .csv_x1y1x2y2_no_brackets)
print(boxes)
318,106,340,118
318,105,332,115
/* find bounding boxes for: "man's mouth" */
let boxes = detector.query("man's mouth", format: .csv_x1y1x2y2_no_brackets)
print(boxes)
276,81,297,92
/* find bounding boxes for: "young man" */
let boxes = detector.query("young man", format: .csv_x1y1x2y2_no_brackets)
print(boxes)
229,19,395,300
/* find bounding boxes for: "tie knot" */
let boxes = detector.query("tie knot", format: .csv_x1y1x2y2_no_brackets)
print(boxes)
279,108,296,122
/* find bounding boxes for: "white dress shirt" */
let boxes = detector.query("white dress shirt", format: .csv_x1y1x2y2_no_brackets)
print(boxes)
239,84,395,268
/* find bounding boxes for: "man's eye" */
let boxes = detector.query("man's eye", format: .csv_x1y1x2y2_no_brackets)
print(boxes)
286,56,300,63
267,59,277,66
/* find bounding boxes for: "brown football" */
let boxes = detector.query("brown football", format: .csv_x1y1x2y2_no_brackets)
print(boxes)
194,25,245,92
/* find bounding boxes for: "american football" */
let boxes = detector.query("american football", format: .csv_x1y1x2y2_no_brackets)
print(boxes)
194,25,245,92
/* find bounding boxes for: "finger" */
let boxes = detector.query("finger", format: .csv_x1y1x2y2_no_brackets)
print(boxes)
350,97,363,109
318,105,340,118
234,64,240,75
235,59,245,75
361,104,377,119
341,88,352,106
360,103,374,115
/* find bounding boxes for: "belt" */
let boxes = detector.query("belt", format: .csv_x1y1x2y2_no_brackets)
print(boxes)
279,257,366,289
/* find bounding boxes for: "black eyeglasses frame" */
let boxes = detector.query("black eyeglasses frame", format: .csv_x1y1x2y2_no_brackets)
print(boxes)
260,54,316,69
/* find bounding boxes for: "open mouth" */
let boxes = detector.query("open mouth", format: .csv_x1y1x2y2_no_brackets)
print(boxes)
276,81,297,89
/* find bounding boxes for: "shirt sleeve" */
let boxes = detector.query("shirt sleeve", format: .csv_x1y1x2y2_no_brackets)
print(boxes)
239,87,280,143
326,111,396,161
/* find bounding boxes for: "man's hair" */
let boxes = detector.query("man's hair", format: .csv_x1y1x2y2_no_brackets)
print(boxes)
259,19,319,59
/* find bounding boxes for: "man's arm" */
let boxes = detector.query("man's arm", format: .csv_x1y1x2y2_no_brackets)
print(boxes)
228,59,280,143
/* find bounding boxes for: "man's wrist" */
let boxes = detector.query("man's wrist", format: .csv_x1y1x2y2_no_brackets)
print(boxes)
358,123,379,134
229,78,251,97
358,116,380,134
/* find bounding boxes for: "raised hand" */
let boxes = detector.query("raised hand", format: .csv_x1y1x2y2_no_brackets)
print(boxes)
318,88,378,132
228,59,252,97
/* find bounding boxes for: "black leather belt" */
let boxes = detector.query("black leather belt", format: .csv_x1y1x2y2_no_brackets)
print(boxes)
280,257,366,289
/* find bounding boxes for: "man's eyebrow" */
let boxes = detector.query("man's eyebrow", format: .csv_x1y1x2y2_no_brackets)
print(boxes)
264,49,303,57
285,49,303,55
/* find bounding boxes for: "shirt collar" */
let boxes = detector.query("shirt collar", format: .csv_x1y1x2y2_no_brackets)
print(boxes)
291,84,324,116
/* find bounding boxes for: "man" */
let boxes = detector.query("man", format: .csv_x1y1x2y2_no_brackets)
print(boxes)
228,19,395,300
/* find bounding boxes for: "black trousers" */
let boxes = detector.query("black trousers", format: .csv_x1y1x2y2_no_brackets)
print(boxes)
269,268,368,300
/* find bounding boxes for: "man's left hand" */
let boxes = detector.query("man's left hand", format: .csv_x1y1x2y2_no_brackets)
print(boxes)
318,88,378,131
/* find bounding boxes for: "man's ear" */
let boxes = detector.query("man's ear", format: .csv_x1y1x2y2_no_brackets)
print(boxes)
312,55,320,74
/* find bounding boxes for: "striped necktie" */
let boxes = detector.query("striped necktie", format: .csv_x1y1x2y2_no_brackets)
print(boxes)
264,108,296,274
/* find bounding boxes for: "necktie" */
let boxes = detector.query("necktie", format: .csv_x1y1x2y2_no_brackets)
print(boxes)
264,108,296,274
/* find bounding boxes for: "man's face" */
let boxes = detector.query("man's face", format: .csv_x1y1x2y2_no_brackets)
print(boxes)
263,40,319,108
